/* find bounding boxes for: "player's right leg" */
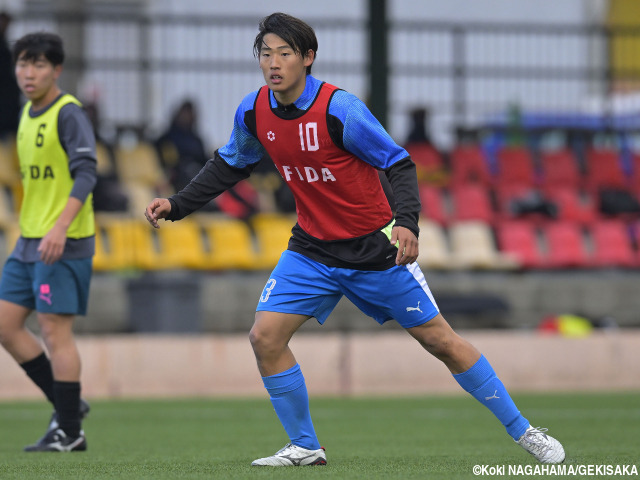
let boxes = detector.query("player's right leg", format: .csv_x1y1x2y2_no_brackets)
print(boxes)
249,251,338,466
0,300,62,417
0,299,42,363
0,259,58,407
249,310,326,466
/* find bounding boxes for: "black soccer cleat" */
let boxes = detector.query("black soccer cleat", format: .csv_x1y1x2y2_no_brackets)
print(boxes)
24,428,87,452
25,399,91,452
47,398,91,431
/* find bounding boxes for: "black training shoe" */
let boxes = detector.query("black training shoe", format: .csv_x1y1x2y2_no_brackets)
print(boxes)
47,398,91,431
24,428,87,452
26,399,90,452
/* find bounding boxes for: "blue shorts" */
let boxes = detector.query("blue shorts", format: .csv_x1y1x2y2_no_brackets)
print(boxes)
256,250,439,328
0,257,92,315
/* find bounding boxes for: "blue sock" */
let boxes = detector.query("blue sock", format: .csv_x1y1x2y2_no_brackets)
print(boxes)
262,364,320,450
453,355,530,440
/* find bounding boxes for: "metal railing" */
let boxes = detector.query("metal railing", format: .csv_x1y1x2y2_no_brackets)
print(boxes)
8,11,639,148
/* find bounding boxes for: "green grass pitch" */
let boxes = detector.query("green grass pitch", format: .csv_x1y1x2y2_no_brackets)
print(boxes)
0,392,638,479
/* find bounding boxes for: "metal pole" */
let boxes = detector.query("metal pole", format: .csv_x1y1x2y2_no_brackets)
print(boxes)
53,0,85,96
368,0,388,128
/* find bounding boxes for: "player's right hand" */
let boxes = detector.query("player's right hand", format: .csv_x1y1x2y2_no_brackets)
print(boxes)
144,198,171,229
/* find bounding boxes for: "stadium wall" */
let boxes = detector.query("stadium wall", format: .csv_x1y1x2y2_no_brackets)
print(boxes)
1,330,638,400
79,270,640,335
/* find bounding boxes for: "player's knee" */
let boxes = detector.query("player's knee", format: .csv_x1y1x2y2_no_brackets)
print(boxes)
249,325,268,353
426,336,458,361
249,325,282,358
0,320,21,347
37,316,72,351
0,325,12,347
414,329,460,362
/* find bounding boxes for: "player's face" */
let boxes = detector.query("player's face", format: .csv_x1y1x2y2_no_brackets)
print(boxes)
15,53,62,109
259,33,314,105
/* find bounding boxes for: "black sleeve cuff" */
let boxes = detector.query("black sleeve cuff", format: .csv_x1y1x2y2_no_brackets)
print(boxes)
166,198,180,221
384,157,421,238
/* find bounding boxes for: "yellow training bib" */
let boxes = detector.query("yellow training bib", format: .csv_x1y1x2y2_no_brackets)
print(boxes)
17,94,94,238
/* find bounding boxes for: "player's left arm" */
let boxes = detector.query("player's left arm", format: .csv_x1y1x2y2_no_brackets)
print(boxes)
385,159,420,265
38,104,97,265
333,92,421,265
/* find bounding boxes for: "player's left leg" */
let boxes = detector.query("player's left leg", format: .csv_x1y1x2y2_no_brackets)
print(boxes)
38,312,82,423
0,299,56,403
407,315,529,435
406,316,564,463
340,262,564,464
22,312,87,452
0,259,57,405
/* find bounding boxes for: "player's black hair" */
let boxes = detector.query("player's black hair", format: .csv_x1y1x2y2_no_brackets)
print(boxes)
12,31,65,66
254,12,318,75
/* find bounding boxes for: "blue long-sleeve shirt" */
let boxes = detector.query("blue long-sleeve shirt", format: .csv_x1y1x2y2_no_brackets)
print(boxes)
219,75,408,171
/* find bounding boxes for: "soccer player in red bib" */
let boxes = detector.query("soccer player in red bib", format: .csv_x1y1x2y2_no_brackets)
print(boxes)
145,12,565,466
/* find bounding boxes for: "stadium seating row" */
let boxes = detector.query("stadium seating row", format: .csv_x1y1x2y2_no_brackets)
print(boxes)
409,143,640,193
92,212,295,271
419,218,640,270
0,212,295,272
2,138,640,272
419,183,639,226
3,138,640,221
0,211,637,272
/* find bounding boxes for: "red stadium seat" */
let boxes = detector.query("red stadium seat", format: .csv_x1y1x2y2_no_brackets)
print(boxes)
450,184,494,223
494,185,548,222
630,152,640,193
543,187,597,225
418,185,448,225
449,145,492,187
405,142,447,185
495,147,537,189
496,221,544,268
540,149,581,190
543,222,590,268
585,148,628,193
590,220,637,268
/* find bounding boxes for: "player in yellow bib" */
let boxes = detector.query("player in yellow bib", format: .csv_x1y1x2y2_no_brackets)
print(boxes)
0,32,95,452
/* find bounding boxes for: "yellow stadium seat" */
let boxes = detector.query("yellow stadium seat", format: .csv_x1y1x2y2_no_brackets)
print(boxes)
0,188,16,228
156,220,209,269
200,216,257,270
115,141,165,187
128,220,161,270
251,213,296,269
0,224,20,260
125,182,157,217
96,216,137,270
92,226,110,271
95,141,116,177
0,140,19,187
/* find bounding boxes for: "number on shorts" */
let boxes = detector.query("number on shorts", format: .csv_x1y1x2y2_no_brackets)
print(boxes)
260,278,277,302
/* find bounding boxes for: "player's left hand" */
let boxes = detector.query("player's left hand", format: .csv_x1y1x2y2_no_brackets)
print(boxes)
38,224,67,265
390,226,418,265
